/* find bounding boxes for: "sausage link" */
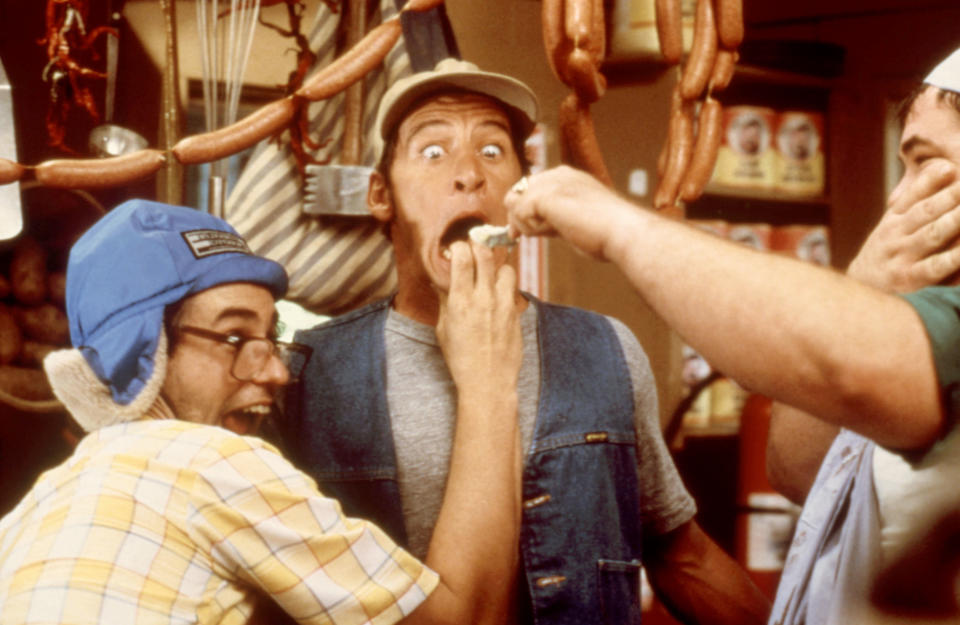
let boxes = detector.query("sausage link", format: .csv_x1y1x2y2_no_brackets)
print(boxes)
542,0,570,81
296,19,402,101
715,0,744,49
173,97,296,165
558,92,613,187
0,158,25,185
565,47,606,104
565,0,593,53
654,87,695,209
709,47,738,93
657,85,682,179
679,0,718,100
655,0,683,65
590,0,607,67
680,96,722,202
657,133,669,178
35,150,166,189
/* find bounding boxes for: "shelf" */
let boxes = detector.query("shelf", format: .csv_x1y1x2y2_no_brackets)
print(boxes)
731,64,837,90
686,192,830,225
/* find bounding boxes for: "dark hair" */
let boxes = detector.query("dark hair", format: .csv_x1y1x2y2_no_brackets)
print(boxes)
376,88,533,186
897,84,960,127
162,300,185,352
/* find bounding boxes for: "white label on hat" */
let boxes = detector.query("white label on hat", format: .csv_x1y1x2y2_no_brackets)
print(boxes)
181,230,252,259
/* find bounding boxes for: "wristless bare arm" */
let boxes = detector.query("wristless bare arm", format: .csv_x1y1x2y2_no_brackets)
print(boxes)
508,165,943,451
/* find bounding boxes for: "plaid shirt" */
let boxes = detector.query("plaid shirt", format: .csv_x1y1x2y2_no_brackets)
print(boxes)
0,418,438,624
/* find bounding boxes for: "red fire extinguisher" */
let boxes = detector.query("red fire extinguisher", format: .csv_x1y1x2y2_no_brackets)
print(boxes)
735,393,800,600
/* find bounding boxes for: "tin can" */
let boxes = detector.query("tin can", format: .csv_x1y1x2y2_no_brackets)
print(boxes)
728,223,772,251
711,106,778,192
770,224,831,266
774,111,826,196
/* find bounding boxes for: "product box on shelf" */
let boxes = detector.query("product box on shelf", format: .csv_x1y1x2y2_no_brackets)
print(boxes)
711,105,778,192
774,111,826,197
728,222,772,251
770,224,831,266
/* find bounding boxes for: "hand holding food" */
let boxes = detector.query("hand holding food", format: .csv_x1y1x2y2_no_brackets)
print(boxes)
436,241,522,398
507,165,638,263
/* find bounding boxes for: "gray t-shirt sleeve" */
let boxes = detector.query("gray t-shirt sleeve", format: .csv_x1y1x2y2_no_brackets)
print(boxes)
609,317,698,535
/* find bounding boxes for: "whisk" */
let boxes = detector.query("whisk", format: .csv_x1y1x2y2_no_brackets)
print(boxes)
196,0,261,217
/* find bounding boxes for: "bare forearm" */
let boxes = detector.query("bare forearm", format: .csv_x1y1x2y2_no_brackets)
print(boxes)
405,390,522,625
646,522,770,625
509,169,941,448
766,402,839,505
605,206,941,449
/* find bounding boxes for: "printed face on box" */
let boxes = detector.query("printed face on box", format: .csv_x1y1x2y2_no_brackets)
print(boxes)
732,115,768,156
778,118,818,162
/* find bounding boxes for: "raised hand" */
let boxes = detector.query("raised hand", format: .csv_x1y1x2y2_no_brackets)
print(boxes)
436,240,522,398
848,159,960,292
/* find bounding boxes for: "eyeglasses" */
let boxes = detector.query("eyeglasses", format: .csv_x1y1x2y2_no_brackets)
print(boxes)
176,325,312,383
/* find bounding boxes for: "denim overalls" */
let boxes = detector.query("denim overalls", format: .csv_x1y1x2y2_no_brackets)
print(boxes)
282,296,644,624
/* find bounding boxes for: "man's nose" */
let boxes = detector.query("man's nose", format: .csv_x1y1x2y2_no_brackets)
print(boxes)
254,351,291,386
454,153,485,192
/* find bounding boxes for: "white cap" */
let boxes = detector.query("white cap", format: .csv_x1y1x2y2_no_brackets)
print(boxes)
924,47,960,94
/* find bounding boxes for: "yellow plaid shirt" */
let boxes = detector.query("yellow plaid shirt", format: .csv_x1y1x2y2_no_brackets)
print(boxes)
0,418,438,624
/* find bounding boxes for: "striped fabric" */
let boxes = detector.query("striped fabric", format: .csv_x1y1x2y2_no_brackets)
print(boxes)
0,418,438,625
226,1,413,315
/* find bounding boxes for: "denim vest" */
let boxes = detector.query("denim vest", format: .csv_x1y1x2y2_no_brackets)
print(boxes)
281,296,644,625
769,429,880,625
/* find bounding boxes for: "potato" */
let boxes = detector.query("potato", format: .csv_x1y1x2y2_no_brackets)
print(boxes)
0,305,22,365
0,365,53,401
14,304,70,345
10,237,48,306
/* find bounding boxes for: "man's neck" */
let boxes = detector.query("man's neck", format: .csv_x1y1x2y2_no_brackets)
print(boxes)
392,287,530,327
392,288,440,326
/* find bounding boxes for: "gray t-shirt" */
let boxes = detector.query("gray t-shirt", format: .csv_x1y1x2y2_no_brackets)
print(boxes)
385,304,696,559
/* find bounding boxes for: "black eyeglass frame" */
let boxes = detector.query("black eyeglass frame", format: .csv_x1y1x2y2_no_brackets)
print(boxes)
175,325,312,383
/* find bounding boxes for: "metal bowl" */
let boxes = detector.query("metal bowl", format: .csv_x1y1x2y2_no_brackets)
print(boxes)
88,123,148,158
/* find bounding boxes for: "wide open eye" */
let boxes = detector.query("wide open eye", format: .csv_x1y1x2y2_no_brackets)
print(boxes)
422,144,445,160
480,143,504,159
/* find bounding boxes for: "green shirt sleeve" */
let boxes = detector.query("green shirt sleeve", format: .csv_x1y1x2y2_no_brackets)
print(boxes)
902,286,960,423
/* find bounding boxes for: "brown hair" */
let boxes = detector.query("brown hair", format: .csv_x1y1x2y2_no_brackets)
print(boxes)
898,84,960,127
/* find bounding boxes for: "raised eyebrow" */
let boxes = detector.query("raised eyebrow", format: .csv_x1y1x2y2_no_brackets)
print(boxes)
406,118,455,142
476,118,512,137
211,307,274,338
212,307,260,324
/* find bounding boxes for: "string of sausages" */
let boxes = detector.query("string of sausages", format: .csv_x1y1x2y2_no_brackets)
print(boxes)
653,0,742,217
0,0,444,191
542,0,613,186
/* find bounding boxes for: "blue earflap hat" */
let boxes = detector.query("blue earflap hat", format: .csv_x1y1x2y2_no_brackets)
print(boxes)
45,199,287,431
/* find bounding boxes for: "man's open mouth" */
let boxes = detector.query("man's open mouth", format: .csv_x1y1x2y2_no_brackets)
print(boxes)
221,404,270,435
440,216,486,258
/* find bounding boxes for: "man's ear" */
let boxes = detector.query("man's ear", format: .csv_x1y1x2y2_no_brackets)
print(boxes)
368,171,393,223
